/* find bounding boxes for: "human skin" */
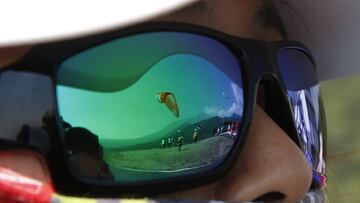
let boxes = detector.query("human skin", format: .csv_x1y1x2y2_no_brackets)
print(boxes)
0,0,313,202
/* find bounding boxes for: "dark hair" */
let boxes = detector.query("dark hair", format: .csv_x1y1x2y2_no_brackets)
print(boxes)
254,1,288,39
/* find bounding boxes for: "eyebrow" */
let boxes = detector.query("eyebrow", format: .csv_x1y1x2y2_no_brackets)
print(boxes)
254,1,288,39
175,0,289,39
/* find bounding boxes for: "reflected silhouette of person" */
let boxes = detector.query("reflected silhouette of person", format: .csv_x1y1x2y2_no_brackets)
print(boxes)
42,110,72,134
176,130,184,151
192,125,201,143
177,136,184,151
64,127,114,180
168,137,174,148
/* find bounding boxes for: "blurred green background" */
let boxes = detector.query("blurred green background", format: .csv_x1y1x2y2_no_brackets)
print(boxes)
321,75,360,202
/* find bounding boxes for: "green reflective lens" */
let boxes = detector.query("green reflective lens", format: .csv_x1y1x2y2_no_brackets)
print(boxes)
57,32,244,183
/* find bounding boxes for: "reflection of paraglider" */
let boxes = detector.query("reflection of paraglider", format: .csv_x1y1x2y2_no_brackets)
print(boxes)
176,130,184,151
156,92,180,118
177,136,184,151
167,137,174,147
192,125,202,143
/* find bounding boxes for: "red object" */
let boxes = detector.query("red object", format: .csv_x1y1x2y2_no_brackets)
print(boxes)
0,166,53,203
320,174,327,188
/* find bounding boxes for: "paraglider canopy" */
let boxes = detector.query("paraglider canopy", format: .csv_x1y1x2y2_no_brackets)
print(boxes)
156,92,180,118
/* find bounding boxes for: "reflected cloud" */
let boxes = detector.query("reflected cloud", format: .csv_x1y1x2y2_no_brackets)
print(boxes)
204,83,243,118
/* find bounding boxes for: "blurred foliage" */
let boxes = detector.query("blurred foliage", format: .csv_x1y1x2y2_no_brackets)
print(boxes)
321,75,360,202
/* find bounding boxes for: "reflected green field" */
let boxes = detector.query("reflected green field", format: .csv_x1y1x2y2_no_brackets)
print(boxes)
321,75,360,202
103,136,234,181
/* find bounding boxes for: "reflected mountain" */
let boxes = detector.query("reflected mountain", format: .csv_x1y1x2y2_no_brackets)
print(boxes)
101,114,241,151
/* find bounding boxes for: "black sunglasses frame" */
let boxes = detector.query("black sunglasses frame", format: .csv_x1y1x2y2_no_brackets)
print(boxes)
1,21,325,197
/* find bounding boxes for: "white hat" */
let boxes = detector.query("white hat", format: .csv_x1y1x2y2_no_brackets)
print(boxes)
278,0,360,80
0,0,196,46
1,0,358,81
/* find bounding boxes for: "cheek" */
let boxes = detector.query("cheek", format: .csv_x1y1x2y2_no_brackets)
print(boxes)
0,149,50,183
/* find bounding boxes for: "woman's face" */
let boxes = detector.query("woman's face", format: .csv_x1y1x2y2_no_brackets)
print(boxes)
0,0,313,202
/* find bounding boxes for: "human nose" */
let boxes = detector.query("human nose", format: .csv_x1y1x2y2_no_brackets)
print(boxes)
213,105,313,202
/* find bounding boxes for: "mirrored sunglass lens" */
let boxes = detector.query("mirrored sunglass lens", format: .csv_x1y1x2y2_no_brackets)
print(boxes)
56,32,244,183
277,49,326,178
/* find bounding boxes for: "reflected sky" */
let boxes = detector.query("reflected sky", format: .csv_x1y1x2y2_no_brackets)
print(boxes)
58,54,243,140
287,85,325,174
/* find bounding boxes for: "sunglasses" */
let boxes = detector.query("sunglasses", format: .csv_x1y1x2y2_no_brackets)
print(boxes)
0,22,326,197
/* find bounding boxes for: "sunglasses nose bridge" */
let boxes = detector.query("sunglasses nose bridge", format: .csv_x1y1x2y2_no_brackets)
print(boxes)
243,46,299,143
245,50,283,90
255,72,301,148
